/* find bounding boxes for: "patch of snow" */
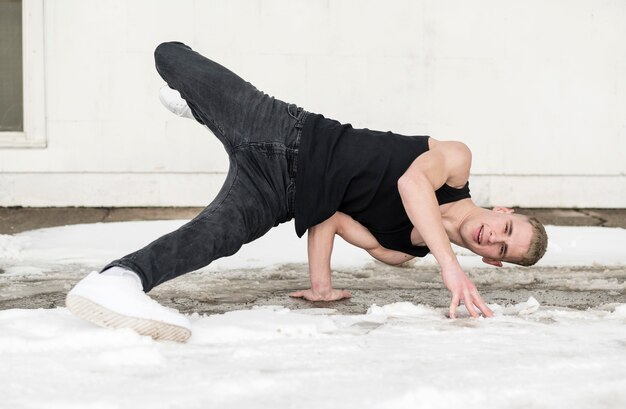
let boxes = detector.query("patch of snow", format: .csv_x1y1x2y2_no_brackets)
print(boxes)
1,300,625,408
0,221,624,274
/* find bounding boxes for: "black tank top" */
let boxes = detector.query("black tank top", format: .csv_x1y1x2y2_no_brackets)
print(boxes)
294,114,471,257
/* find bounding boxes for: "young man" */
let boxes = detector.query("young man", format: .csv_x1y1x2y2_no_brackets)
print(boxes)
66,42,548,342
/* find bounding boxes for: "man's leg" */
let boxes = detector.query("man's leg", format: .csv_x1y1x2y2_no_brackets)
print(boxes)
100,155,280,292
153,41,298,148
66,153,283,341
99,43,298,291
66,43,299,341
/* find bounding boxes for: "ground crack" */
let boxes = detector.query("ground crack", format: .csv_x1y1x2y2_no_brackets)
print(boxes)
100,207,113,223
576,209,607,227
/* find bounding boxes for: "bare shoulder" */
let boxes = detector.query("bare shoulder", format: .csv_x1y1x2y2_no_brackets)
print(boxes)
431,139,470,155
429,139,472,187
428,137,470,154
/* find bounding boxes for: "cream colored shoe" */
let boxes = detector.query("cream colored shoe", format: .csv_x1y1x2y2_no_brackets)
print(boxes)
66,270,192,342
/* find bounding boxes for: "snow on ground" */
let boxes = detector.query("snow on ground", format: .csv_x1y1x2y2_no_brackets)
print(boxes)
1,220,625,273
1,221,625,408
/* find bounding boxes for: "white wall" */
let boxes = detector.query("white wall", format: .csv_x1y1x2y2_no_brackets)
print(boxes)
1,0,624,207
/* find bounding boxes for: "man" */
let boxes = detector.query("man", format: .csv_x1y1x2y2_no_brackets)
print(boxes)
66,42,548,342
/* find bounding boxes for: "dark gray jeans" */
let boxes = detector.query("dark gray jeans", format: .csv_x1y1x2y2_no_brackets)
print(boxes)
100,41,309,292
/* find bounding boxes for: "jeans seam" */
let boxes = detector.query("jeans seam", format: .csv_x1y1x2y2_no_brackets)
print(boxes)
188,157,240,224
231,141,287,155
206,118,233,153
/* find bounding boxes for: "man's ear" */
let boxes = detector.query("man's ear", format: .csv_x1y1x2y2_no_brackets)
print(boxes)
492,206,515,214
482,257,503,267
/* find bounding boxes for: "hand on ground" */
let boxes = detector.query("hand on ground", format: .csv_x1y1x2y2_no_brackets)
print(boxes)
441,266,494,319
289,288,352,302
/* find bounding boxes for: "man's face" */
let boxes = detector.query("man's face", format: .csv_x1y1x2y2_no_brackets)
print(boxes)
459,207,533,266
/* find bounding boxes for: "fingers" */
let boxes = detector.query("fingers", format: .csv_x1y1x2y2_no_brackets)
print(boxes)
463,290,479,318
471,290,494,317
328,290,351,301
321,289,351,301
449,293,460,319
449,291,494,319
289,289,352,302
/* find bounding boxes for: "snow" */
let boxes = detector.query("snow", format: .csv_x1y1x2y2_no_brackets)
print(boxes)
2,300,626,408
1,220,625,408
1,220,625,274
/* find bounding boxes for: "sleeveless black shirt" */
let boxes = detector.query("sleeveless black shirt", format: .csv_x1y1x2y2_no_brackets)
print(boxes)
294,114,471,257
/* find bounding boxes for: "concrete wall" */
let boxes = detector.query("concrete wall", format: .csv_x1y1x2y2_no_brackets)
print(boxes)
1,0,624,207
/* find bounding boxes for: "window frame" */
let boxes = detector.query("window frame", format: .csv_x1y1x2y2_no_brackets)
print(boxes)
0,0,46,148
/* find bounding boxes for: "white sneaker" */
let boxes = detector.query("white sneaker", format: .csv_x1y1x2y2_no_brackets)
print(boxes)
158,85,195,119
65,270,192,342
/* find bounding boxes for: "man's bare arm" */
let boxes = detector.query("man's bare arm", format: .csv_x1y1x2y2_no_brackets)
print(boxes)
334,212,415,266
289,213,351,301
290,212,415,301
397,142,469,271
397,141,493,318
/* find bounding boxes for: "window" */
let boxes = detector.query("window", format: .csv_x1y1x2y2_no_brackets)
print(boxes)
0,0,23,132
0,0,46,148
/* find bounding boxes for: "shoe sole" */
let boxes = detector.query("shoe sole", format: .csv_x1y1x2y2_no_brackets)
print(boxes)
66,294,191,343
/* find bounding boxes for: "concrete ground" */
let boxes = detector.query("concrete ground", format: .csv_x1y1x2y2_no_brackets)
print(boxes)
1,207,625,314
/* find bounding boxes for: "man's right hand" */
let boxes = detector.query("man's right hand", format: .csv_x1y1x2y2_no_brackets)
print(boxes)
289,288,352,302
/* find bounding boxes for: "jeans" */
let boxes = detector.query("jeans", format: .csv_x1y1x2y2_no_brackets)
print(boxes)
99,41,309,292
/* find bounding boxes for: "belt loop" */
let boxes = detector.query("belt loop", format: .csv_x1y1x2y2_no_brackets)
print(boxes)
287,103,298,120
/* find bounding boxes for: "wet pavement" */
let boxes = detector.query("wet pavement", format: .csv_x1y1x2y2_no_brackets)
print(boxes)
1,261,624,315
0,207,624,314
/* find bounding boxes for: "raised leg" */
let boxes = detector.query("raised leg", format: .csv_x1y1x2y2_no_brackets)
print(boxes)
154,42,263,149
154,41,301,150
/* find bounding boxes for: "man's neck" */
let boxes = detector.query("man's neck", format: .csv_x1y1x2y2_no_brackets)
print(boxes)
440,199,483,247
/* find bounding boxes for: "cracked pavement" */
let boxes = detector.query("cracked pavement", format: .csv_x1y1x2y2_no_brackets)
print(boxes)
1,262,624,315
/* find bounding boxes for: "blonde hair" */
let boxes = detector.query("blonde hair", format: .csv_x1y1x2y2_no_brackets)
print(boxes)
514,216,548,267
